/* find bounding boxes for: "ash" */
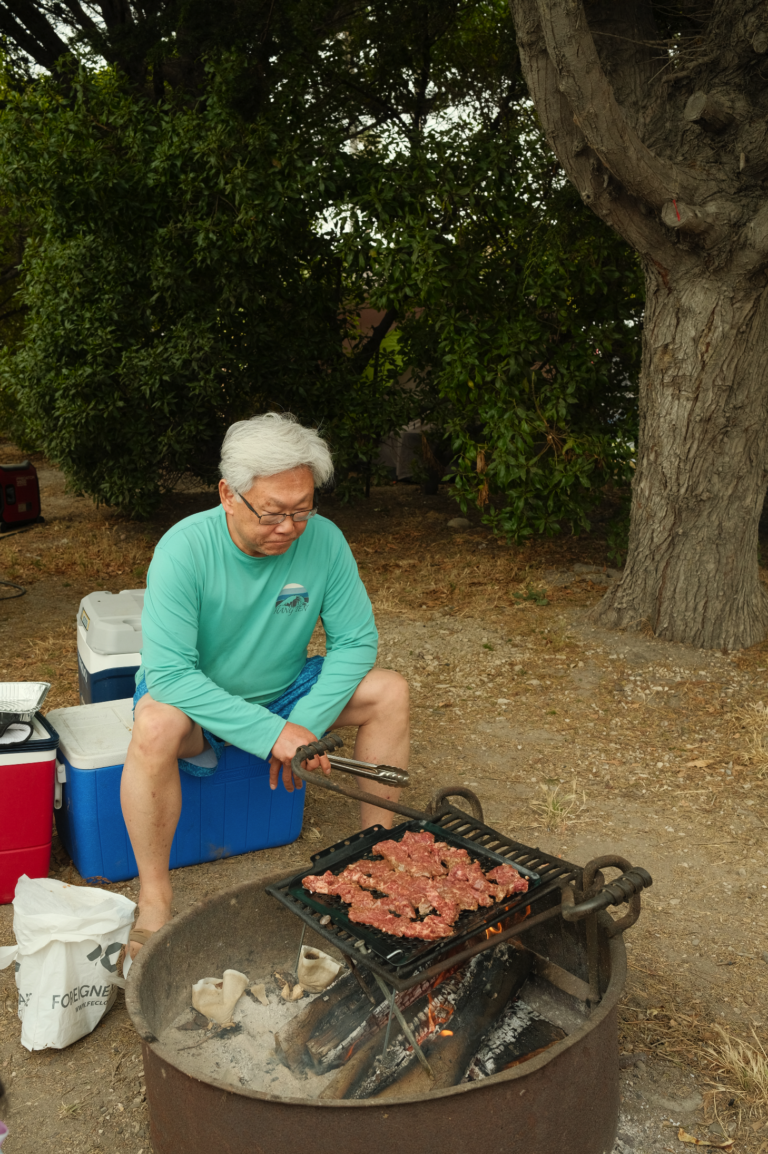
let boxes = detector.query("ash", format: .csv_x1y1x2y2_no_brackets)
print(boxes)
158,989,340,1099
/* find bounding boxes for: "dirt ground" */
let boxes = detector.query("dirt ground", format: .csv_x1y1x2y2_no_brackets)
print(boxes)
1,444,767,1154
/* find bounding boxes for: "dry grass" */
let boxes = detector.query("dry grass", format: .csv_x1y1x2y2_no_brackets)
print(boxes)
530,780,586,832
701,1027,768,1117
57,1100,82,1119
352,519,603,622
0,624,79,711
729,702,768,776
0,524,153,588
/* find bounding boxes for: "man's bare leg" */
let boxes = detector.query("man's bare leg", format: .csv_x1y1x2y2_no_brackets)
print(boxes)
120,695,205,958
333,669,409,830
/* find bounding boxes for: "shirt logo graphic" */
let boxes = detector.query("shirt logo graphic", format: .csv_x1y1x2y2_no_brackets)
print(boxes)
275,583,309,615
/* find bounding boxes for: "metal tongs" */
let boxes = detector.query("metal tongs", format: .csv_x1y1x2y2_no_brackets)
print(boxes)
326,753,409,788
291,733,485,824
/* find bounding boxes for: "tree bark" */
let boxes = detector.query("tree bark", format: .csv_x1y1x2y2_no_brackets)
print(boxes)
509,0,768,649
598,262,768,648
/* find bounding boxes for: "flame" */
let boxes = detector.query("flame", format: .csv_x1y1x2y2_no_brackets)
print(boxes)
424,990,455,1040
486,922,504,938
427,992,437,1034
439,1030,454,1036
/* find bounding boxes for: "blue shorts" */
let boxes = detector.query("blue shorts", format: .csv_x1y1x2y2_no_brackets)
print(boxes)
133,655,324,778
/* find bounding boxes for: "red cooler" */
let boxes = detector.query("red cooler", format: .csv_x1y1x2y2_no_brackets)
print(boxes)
0,713,59,903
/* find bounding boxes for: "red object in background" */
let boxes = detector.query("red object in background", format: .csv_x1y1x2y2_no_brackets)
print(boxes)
0,715,58,904
0,460,42,532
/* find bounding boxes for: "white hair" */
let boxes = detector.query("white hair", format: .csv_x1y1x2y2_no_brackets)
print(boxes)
219,412,334,494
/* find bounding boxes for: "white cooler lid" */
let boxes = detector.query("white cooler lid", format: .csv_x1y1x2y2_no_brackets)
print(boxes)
78,589,145,656
47,699,134,770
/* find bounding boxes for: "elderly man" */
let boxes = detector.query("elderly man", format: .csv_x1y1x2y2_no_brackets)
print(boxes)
120,412,408,960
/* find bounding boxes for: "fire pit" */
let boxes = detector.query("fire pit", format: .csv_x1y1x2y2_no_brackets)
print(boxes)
126,739,651,1154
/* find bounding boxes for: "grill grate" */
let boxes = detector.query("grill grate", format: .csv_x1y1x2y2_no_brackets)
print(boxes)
266,806,581,989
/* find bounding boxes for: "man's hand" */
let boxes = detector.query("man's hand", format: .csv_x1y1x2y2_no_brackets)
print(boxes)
269,722,332,793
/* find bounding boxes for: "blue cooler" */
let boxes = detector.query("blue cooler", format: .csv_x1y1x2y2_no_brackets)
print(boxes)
77,590,144,704
48,699,306,883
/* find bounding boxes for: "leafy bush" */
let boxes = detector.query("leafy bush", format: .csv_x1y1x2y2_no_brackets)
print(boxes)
0,64,355,513
342,121,642,539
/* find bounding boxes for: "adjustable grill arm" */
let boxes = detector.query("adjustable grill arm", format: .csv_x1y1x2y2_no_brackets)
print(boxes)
561,866,652,926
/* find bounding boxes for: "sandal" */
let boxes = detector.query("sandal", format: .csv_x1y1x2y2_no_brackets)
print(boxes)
116,911,156,979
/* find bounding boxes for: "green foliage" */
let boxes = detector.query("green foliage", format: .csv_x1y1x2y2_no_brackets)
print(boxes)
340,117,643,540
513,584,549,606
0,62,363,513
0,0,642,526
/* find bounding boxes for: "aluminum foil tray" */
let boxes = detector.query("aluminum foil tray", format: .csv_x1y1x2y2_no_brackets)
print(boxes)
0,681,51,719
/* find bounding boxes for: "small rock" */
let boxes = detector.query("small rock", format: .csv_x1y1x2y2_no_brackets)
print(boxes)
761,951,768,965
546,572,575,587
709,1122,727,1137
605,567,624,578
447,517,471,529
641,1091,703,1113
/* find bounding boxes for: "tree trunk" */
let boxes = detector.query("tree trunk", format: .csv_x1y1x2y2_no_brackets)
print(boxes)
595,264,768,649
509,0,768,649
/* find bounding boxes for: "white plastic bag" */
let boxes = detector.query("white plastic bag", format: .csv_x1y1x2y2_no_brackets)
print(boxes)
0,874,136,1051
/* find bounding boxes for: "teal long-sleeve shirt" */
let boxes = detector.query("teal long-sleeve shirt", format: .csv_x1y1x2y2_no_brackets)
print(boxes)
139,505,378,759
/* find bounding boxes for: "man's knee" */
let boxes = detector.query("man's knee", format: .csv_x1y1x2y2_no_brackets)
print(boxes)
130,697,195,761
373,668,409,714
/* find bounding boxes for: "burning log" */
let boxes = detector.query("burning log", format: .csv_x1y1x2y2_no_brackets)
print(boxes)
316,1031,385,1100
310,973,445,1074
462,998,566,1082
319,958,484,1100
368,945,533,1099
319,943,533,1100
275,969,373,1073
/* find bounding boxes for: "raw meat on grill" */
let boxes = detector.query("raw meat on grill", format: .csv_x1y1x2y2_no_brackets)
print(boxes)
301,831,529,942
486,863,530,897
302,871,416,918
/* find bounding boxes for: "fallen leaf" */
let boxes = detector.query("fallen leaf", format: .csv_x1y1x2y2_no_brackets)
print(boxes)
685,759,712,768
678,1128,734,1149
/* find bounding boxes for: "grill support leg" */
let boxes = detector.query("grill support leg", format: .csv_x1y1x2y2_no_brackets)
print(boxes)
372,973,434,1077
381,983,396,1059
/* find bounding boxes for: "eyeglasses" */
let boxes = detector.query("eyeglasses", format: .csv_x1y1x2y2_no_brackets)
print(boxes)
236,491,318,526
